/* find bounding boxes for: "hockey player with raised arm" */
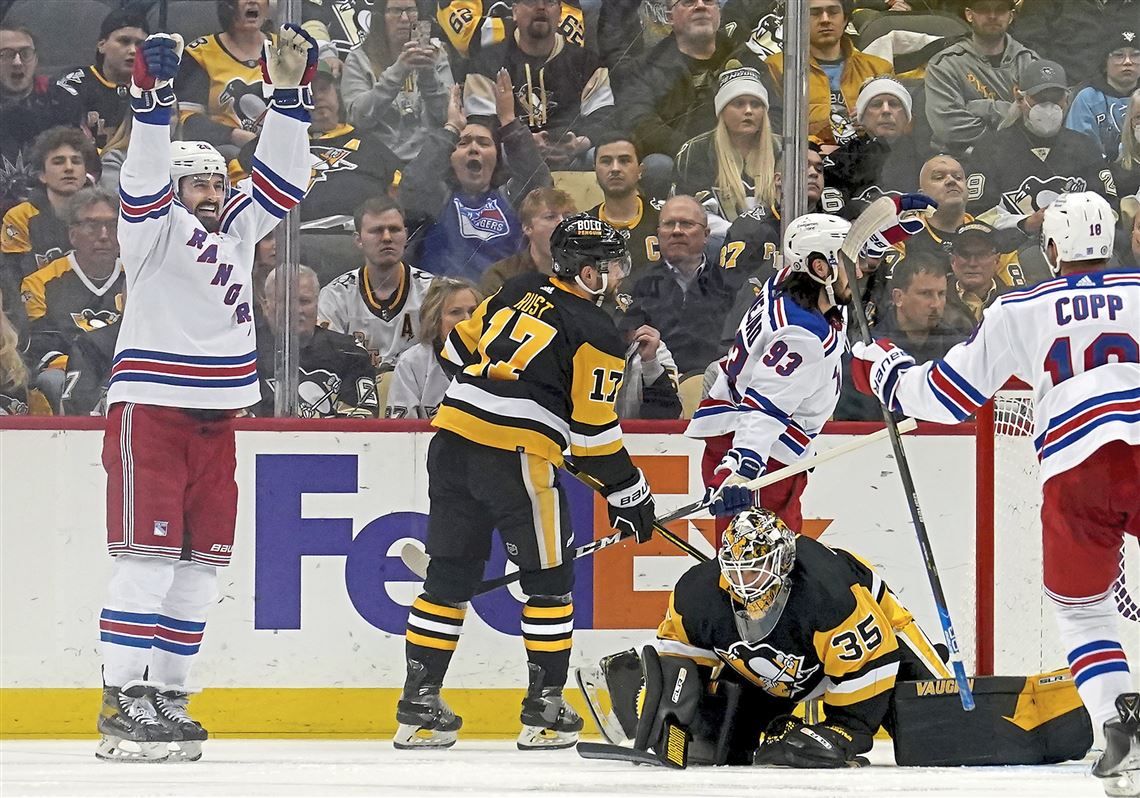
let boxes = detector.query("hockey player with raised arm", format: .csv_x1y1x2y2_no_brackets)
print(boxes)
851,191,1140,797
95,26,316,762
580,507,951,768
686,195,936,534
394,215,656,751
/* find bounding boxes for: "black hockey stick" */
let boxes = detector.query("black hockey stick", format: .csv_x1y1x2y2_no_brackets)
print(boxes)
400,461,711,596
839,204,975,712
575,741,669,767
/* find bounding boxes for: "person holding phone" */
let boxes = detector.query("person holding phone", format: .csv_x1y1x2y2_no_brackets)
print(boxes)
341,0,453,162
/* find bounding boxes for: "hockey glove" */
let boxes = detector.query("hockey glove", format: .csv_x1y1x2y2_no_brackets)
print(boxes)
130,33,183,111
858,193,938,260
703,447,762,517
604,469,655,543
850,338,915,411
261,24,319,88
754,716,868,768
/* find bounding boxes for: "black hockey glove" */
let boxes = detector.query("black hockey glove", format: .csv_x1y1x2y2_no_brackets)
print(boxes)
753,716,868,769
603,469,655,543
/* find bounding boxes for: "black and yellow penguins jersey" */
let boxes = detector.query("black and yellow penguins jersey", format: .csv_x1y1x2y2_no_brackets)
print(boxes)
20,252,125,371
254,325,379,418
51,65,130,148
435,271,637,487
588,195,660,287
178,34,268,132
656,537,949,738
438,0,584,59
1,189,72,279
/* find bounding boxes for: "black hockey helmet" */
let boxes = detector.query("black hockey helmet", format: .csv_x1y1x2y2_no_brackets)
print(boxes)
550,213,630,281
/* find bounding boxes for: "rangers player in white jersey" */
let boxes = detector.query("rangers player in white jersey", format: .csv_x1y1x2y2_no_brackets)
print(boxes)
318,196,435,371
95,27,316,762
852,192,1140,798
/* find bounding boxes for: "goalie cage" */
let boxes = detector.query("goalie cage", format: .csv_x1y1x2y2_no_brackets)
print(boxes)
974,379,1140,680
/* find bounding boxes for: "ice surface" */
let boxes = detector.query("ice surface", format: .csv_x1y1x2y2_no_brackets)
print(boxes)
0,739,1106,797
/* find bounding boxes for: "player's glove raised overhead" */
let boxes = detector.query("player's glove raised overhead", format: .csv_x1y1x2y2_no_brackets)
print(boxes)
859,192,938,260
703,447,762,517
130,33,183,109
604,469,655,543
261,24,319,114
851,338,916,411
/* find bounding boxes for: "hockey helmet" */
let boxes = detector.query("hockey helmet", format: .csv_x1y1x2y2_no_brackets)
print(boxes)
781,213,851,286
1041,192,1114,274
550,213,631,296
719,508,796,641
170,141,229,192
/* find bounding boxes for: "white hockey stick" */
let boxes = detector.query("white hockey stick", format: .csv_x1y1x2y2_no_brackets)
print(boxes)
656,417,917,525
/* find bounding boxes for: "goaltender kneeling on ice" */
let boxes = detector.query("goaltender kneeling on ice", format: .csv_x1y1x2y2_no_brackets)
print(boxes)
578,508,1093,769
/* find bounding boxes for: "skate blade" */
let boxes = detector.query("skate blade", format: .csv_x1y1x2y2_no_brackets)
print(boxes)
392,723,457,750
164,740,203,762
517,725,579,750
1100,769,1140,798
95,736,169,763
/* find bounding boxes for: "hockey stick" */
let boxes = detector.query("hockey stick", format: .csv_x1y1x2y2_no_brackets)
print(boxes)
839,211,976,712
655,418,917,526
576,741,670,767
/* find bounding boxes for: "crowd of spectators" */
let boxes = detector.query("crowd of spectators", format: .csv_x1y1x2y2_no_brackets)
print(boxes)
0,0,1137,422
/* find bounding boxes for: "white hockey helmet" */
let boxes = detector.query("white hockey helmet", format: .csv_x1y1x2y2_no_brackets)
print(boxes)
718,508,796,641
1041,192,1114,274
781,213,851,286
170,141,228,191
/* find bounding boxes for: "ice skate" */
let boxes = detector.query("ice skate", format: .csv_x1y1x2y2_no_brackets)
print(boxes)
1093,694,1140,797
154,688,208,762
393,660,462,749
518,664,583,750
95,681,170,762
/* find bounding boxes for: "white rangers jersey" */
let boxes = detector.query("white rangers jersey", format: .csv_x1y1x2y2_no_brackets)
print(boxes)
384,341,452,419
317,263,435,370
886,269,1140,483
110,101,310,410
686,278,846,467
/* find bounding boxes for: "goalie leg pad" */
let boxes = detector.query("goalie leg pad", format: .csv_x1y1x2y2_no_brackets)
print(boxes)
632,646,702,767
601,648,643,741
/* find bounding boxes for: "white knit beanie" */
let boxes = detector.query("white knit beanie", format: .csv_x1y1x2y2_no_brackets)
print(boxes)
714,66,769,117
854,78,913,123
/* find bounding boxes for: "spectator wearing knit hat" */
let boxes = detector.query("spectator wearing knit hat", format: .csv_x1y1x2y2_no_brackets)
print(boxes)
1066,30,1140,161
50,8,149,150
673,65,778,224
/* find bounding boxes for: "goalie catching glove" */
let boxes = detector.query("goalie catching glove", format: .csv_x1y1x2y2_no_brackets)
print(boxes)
603,469,655,543
703,447,762,517
850,338,915,412
261,24,319,111
753,715,870,768
130,33,183,111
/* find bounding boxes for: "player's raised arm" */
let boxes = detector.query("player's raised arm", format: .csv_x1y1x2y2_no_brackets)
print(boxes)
118,33,184,260
221,25,316,242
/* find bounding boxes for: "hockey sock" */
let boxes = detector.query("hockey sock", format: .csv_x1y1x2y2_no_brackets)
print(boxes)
150,561,217,688
99,555,176,686
521,596,574,688
404,594,467,687
1051,592,1132,728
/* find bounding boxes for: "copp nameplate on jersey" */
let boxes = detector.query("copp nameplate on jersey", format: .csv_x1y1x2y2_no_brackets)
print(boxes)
890,670,1092,766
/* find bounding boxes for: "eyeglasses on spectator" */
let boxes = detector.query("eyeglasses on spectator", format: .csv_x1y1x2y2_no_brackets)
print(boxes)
0,47,35,63
385,5,419,17
1109,50,1139,64
72,219,118,235
670,0,718,9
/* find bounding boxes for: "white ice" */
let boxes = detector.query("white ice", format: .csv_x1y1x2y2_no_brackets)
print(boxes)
0,739,1107,798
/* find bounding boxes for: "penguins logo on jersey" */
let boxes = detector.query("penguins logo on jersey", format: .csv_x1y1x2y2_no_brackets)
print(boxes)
70,308,121,332
36,246,66,269
1000,175,1086,216
718,640,820,698
0,393,29,416
745,12,784,58
516,83,558,131
297,368,343,418
219,78,268,131
454,196,510,241
309,146,359,186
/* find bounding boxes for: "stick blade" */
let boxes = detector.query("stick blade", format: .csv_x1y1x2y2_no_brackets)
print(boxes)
400,542,429,579
840,195,897,265
575,742,666,767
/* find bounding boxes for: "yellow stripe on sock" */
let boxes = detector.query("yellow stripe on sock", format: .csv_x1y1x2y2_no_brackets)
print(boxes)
522,604,573,619
405,630,458,651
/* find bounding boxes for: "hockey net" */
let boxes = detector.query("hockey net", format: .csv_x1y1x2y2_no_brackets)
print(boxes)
975,381,1140,678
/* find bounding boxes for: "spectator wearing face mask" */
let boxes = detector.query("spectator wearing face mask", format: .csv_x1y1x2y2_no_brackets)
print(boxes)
1066,30,1140,161
965,60,1118,239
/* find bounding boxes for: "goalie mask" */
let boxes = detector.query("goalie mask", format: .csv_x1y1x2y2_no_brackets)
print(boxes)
550,213,631,300
719,508,796,642
1040,192,1114,275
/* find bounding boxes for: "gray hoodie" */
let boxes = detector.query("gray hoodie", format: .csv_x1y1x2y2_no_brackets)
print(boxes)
924,34,1040,153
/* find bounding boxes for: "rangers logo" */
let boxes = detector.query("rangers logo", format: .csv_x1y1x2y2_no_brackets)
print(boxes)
718,640,820,698
153,521,169,537
454,196,510,242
